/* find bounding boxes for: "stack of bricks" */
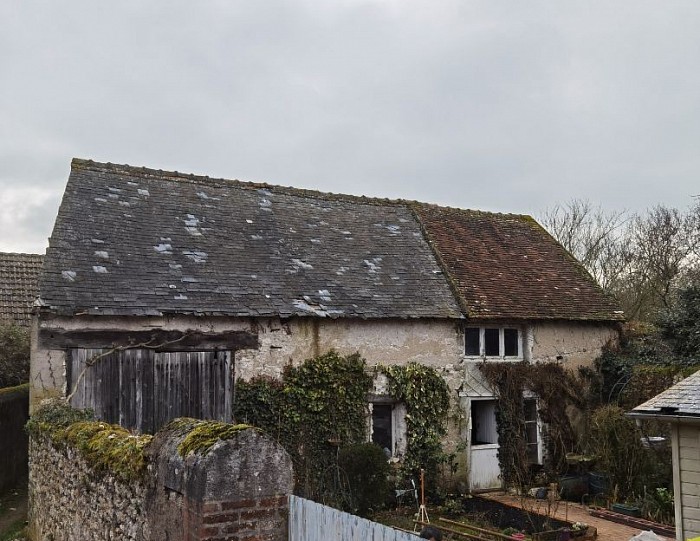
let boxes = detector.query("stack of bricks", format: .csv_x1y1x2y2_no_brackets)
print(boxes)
185,495,289,541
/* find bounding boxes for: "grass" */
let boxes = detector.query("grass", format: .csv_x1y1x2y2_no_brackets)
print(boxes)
0,520,26,541
0,484,27,541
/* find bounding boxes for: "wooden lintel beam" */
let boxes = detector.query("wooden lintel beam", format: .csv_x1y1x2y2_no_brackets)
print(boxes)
39,328,259,351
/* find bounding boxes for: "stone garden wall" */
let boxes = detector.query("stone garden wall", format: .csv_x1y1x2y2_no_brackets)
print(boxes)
28,406,294,541
29,438,148,540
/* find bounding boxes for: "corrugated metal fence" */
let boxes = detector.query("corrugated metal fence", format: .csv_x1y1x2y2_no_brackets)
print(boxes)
289,495,418,541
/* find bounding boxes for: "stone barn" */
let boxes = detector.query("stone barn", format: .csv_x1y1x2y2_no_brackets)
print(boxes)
32,158,623,489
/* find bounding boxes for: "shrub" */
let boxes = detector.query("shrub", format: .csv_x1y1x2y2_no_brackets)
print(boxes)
234,351,373,505
586,405,670,499
338,443,390,516
0,324,30,388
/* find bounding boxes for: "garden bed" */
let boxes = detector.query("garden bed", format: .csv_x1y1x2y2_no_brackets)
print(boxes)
372,496,580,539
460,495,571,534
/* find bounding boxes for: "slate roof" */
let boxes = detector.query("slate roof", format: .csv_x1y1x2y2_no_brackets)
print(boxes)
413,205,624,321
0,252,44,326
40,160,462,319
630,370,700,418
39,159,624,322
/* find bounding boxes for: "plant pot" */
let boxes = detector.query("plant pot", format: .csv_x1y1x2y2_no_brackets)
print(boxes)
611,503,641,517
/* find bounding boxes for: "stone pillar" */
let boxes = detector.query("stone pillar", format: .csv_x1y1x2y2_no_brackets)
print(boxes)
149,422,294,541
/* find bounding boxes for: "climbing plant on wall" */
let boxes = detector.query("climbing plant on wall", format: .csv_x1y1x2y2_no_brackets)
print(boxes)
233,350,373,507
480,361,587,487
234,355,453,508
380,362,451,486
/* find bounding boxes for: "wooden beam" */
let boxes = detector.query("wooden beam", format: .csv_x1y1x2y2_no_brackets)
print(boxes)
39,328,259,351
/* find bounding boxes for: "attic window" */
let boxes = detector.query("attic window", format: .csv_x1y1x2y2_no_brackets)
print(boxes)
464,327,521,359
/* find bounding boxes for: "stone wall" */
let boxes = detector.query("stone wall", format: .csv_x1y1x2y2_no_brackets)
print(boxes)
28,411,294,541
0,384,29,493
28,437,148,541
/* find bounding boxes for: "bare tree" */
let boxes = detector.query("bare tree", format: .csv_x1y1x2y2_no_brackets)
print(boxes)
625,204,700,320
539,199,631,291
541,199,700,322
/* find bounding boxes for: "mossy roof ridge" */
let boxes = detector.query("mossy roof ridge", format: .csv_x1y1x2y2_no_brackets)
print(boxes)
72,159,535,215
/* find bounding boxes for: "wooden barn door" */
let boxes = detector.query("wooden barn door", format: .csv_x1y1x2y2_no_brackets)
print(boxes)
68,349,232,433
153,351,232,429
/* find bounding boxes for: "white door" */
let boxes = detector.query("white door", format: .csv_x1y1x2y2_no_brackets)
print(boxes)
469,398,501,490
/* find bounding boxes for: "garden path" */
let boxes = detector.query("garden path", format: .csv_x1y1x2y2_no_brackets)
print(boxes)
479,492,672,541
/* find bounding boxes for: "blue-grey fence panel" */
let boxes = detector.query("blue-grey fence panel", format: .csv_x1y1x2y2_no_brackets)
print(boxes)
289,495,419,541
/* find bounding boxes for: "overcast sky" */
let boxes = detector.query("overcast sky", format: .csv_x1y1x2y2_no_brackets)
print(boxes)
2,1,699,254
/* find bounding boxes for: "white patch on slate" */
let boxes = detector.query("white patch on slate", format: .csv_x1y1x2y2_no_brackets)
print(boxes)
154,243,173,254
183,251,208,263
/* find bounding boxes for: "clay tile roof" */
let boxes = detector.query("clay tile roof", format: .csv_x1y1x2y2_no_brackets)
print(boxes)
0,252,44,326
39,159,462,319
631,370,700,418
412,204,624,321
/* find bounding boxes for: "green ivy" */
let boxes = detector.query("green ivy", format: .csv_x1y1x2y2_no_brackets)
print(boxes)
380,362,451,486
233,350,373,507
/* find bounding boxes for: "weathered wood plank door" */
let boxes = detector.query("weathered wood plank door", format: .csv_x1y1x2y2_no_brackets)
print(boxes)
68,349,232,433
153,351,232,429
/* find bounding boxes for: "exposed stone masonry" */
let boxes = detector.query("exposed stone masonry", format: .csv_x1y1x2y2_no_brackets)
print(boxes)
29,437,149,541
29,416,293,541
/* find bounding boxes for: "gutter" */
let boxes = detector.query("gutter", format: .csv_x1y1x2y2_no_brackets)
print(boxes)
626,411,700,425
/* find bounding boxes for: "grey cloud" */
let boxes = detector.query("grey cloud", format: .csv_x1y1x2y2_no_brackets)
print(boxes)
1,1,700,253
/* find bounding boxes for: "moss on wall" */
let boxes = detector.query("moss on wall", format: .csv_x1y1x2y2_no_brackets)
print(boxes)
177,420,254,457
27,403,151,482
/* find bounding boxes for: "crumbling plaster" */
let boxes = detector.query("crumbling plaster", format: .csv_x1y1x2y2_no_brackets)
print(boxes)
31,315,619,411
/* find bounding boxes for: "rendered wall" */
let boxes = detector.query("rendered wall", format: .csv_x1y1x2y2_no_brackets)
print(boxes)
529,320,619,369
32,315,618,407
31,313,618,492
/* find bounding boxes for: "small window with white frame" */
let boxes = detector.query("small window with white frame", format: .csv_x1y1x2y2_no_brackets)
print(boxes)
369,401,407,458
464,327,521,358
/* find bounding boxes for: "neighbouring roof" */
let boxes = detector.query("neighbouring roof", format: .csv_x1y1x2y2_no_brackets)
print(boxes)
39,159,623,321
414,205,624,321
0,252,44,326
40,160,461,319
630,370,700,418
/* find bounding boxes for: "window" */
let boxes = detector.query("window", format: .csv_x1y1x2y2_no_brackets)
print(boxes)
464,327,521,358
369,402,407,457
